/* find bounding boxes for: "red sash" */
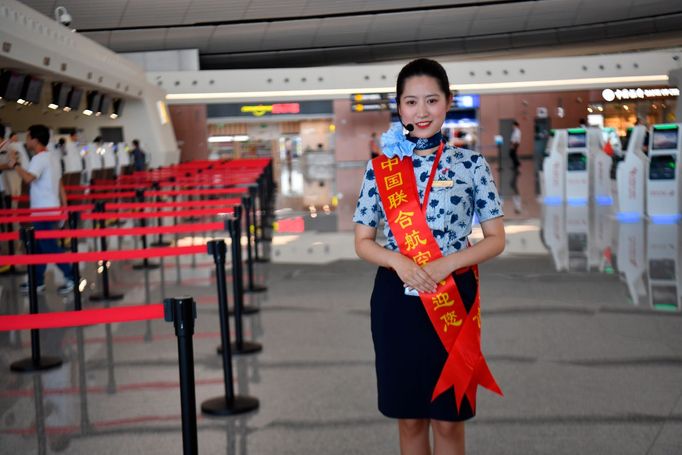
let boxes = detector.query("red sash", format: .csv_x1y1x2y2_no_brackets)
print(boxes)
372,151,503,412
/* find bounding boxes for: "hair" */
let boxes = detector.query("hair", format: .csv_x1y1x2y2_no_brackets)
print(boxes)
0,123,5,139
513,121,520,127
396,58,451,104
132,139,140,147
27,124,50,146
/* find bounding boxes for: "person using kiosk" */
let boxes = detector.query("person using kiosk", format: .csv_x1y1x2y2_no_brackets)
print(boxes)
353,59,504,454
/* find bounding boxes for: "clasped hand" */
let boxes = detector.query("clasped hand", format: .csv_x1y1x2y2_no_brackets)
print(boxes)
392,255,453,294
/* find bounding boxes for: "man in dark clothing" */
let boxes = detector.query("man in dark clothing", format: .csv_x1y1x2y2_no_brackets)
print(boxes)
131,139,146,172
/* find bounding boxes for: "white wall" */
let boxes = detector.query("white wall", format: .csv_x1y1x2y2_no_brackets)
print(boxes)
0,0,178,166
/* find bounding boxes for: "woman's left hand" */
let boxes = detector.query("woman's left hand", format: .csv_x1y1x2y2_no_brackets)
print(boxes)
420,256,456,286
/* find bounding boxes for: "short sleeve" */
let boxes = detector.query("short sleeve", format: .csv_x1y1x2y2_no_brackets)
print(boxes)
352,160,382,229
27,153,46,179
471,154,503,223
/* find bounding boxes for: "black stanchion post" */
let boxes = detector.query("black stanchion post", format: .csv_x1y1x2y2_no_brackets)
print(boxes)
242,196,267,294
164,296,199,455
228,207,258,317
254,178,271,260
90,201,124,302
259,174,273,243
68,212,83,310
202,240,259,416
132,189,160,270
249,186,263,263
151,181,171,247
76,327,91,432
227,211,262,355
10,227,62,372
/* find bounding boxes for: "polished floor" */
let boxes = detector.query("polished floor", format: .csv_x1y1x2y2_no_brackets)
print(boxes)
1,158,681,454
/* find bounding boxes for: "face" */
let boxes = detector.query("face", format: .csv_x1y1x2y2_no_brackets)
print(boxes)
398,75,451,138
25,133,37,152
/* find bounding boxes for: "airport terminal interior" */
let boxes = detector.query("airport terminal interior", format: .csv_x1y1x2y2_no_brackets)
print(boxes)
1,1,682,454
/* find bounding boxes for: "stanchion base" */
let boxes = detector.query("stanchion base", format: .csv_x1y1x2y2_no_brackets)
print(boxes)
201,395,259,417
10,356,62,373
228,305,259,316
132,262,160,270
244,284,267,293
232,341,263,355
150,241,172,247
90,293,124,302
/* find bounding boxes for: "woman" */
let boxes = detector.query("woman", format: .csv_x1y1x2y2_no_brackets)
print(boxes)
353,59,505,455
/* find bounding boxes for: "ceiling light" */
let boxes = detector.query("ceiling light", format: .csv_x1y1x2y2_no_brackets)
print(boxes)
83,109,93,116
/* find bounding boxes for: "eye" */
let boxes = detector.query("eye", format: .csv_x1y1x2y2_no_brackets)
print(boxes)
427,98,439,104
405,99,416,105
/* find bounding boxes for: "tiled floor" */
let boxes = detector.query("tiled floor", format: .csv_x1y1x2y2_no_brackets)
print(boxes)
1,158,681,454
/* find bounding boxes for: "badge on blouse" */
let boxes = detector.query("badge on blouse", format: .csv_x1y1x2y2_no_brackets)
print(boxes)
432,180,454,188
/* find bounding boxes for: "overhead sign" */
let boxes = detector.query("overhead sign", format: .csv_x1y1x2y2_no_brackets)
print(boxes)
240,103,300,117
602,88,680,102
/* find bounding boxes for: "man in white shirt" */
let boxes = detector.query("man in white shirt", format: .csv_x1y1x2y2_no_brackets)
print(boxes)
11,124,74,294
509,120,521,170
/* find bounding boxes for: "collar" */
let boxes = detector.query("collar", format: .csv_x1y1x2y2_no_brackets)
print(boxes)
406,132,443,150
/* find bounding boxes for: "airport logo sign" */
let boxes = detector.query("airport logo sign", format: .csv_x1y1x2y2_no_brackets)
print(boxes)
602,88,680,102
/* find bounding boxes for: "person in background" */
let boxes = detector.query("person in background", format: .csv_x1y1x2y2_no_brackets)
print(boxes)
10,124,74,294
509,120,521,170
131,139,146,172
369,132,380,159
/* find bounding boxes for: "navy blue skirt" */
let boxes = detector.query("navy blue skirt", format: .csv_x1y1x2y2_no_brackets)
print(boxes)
370,266,476,421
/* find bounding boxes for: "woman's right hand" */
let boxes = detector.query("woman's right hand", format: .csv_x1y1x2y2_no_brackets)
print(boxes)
390,253,438,294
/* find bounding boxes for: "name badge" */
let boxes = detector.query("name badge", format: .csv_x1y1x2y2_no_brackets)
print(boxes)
432,180,454,188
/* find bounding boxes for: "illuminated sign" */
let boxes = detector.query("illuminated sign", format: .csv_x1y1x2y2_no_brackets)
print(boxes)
240,103,300,117
602,88,680,102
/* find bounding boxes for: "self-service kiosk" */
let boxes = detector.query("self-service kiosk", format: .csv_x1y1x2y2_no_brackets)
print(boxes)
565,128,602,204
647,222,682,312
63,141,82,173
616,219,647,306
542,129,567,203
616,125,648,220
647,123,682,220
590,204,616,271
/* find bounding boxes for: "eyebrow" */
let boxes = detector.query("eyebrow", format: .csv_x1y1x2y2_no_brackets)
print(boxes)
402,93,441,98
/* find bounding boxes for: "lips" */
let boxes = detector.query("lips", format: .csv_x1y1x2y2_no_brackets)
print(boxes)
415,121,432,129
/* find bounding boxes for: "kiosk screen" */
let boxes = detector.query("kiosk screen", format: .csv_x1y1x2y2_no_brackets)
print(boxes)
652,127,678,150
567,132,586,148
651,285,678,308
649,154,676,180
567,152,587,171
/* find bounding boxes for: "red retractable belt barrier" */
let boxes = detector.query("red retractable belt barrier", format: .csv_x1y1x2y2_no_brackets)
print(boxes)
105,197,240,210
0,221,225,242
0,244,207,265
82,207,234,221
0,303,164,331
148,187,248,198
0,204,93,216
0,213,67,224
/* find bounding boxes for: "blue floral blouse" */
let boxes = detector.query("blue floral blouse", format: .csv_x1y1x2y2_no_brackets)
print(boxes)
352,145,503,255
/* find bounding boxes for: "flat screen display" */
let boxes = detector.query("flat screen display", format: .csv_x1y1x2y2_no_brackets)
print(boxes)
567,132,587,148
67,88,83,109
567,152,587,171
0,71,25,101
649,154,676,180
52,82,71,107
86,91,101,112
21,77,43,103
651,128,679,150
98,95,111,115
649,259,675,280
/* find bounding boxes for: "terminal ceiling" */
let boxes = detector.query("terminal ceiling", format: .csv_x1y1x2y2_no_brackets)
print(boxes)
18,0,682,69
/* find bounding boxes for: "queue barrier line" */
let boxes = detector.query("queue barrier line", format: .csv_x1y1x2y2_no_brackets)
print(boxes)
0,204,94,216
147,187,248,198
0,221,226,242
0,303,164,331
0,206,235,225
105,197,241,210
81,207,235,221
0,244,207,266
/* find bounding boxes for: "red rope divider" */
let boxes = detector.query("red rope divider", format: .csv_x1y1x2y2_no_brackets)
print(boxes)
0,244,207,266
0,213,67,224
148,187,248,197
0,204,93,216
0,303,164,331
105,197,240,210
81,207,234,221
34,221,226,240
